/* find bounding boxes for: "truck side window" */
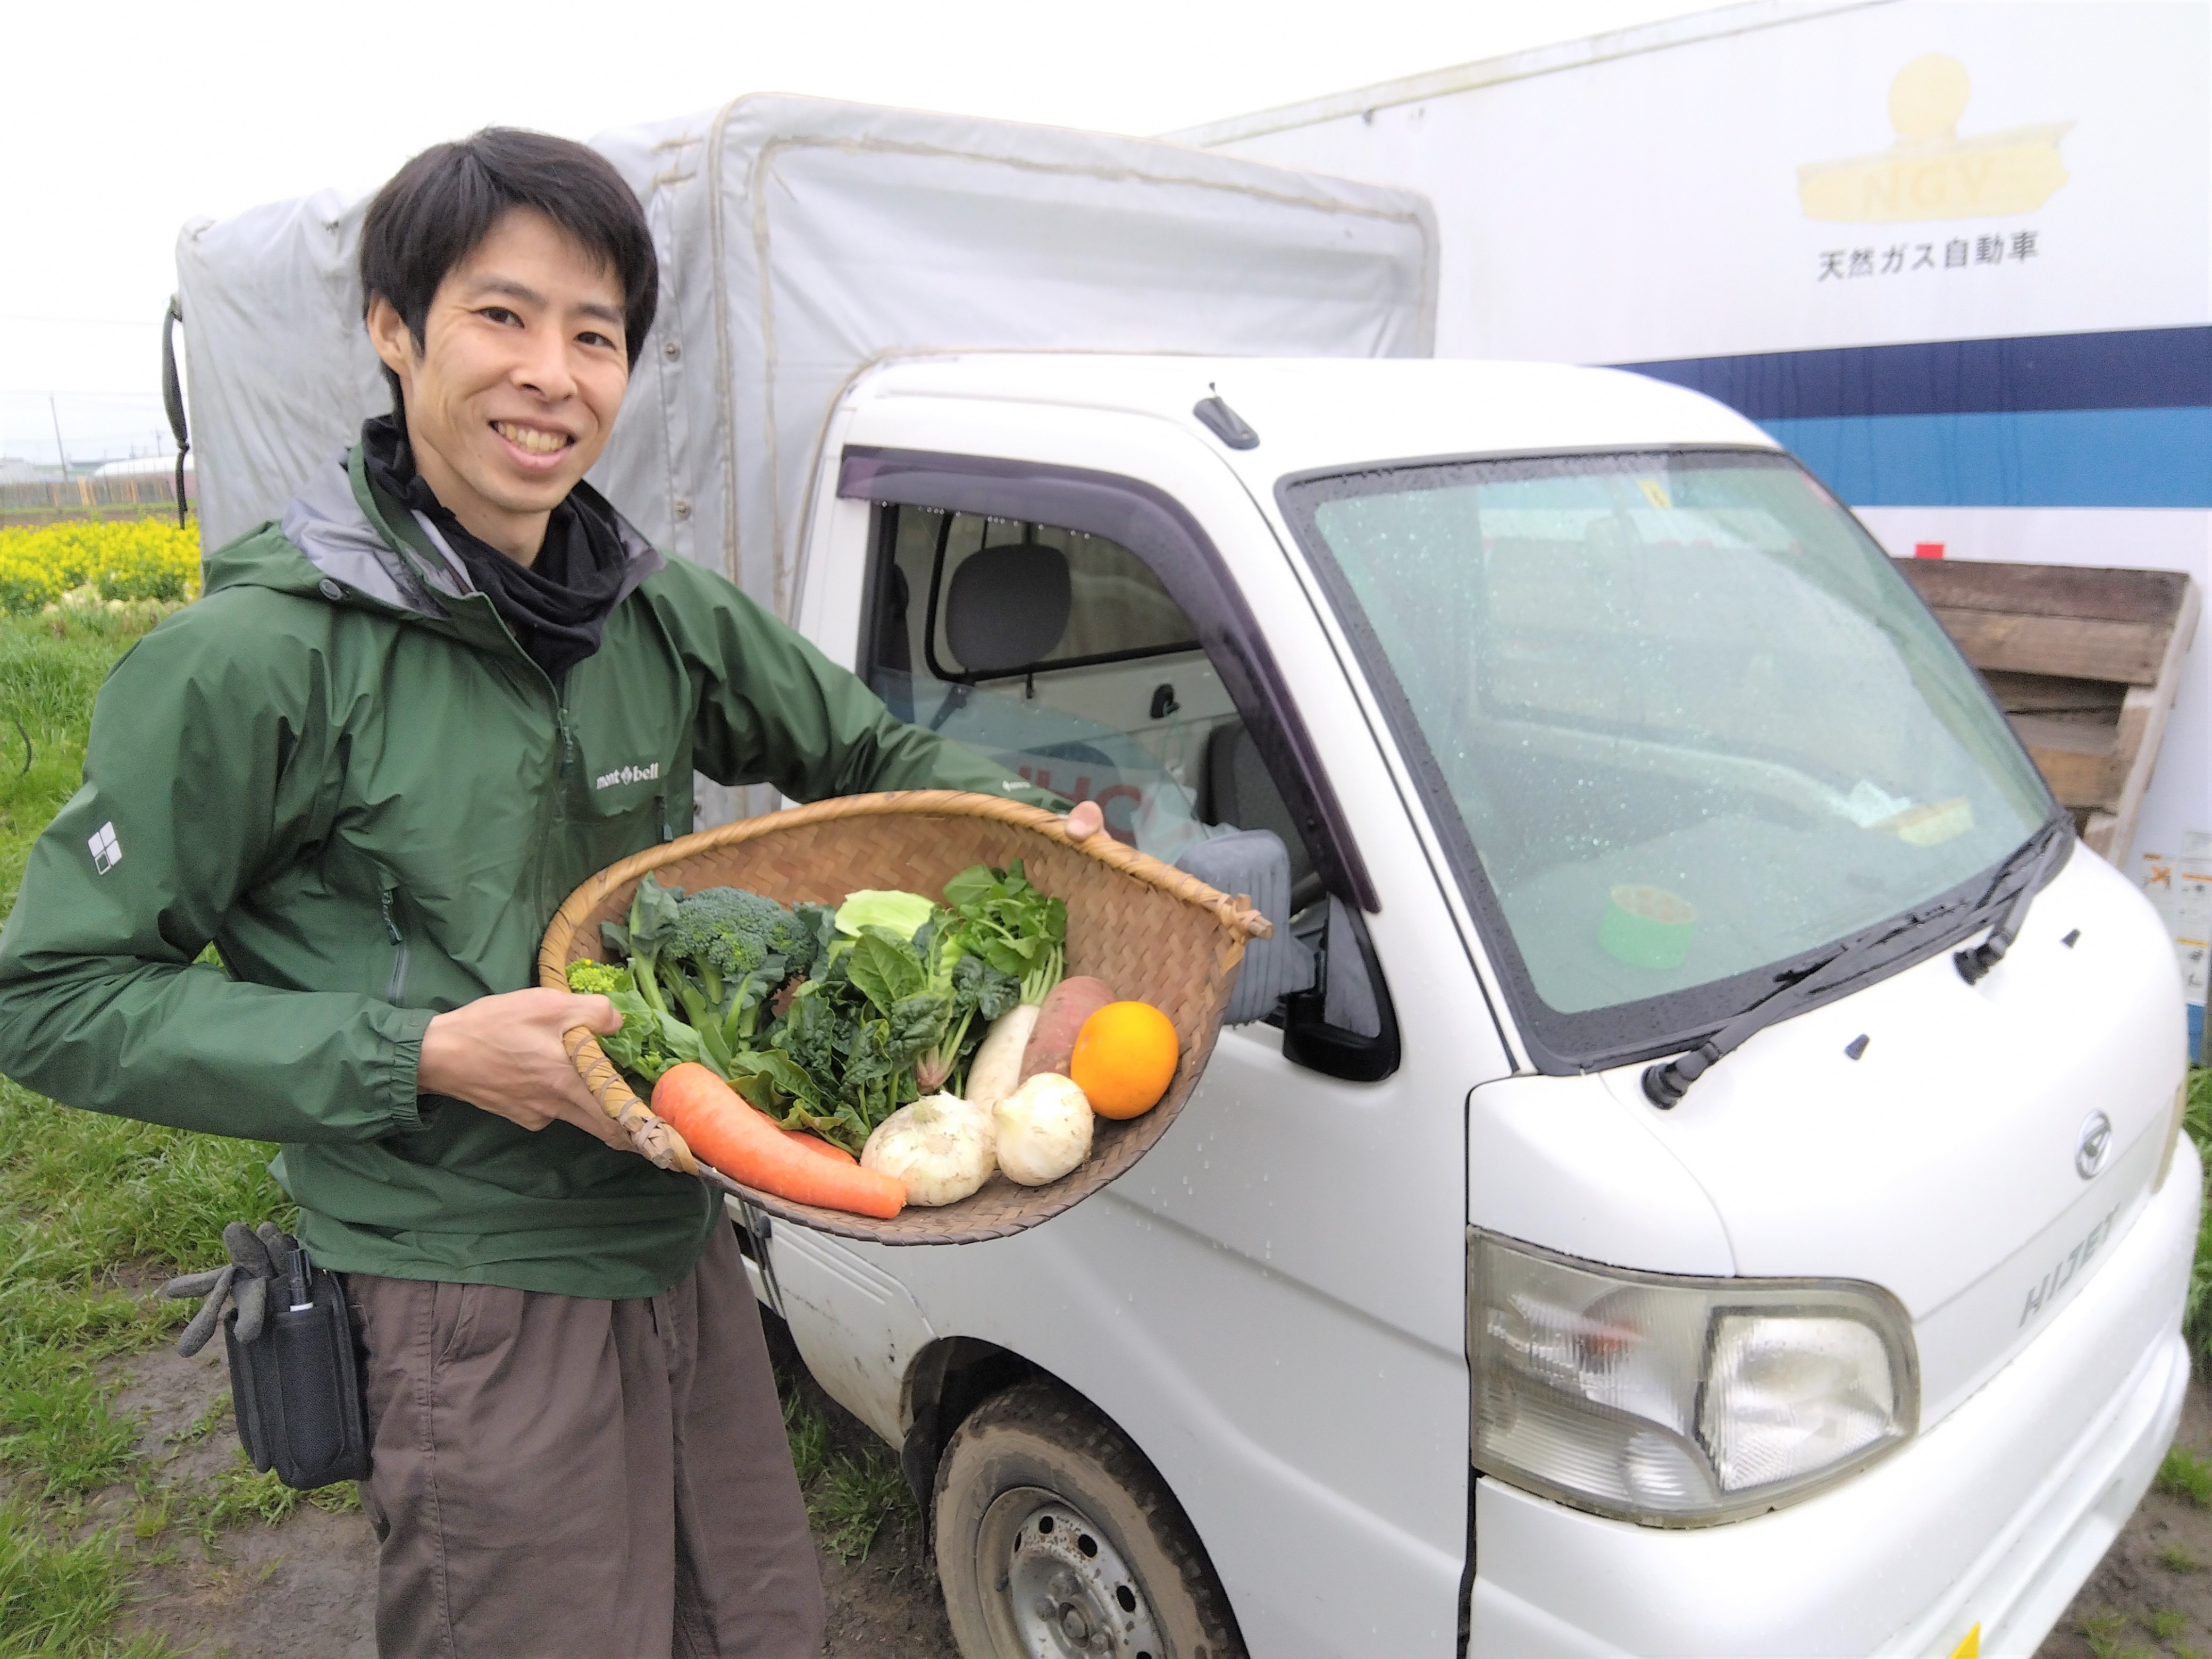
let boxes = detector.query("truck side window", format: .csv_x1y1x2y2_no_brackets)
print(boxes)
857,496,1396,1074
862,504,1318,904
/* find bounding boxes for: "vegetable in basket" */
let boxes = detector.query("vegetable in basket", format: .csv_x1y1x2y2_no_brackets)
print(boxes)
945,859,1069,1107
563,958,706,1083
860,1092,997,1206
586,859,1073,1168
994,1073,1094,1186
652,1063,904,1218
597,874,832,1082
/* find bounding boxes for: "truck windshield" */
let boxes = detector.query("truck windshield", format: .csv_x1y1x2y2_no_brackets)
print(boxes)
1278,449,2055,1068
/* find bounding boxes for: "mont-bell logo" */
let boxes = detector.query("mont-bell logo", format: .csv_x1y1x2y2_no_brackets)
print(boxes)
593,760,663,792
88,821,121,875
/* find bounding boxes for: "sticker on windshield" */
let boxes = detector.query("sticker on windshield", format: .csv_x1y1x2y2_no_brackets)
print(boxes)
1637,478,1673,510
1890,797,1974,847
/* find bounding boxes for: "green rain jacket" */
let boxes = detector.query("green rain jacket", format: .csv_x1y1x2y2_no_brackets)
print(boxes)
0,446,1052,1298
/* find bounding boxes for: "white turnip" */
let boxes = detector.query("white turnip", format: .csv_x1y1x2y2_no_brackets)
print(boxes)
860,1093,996,1207
994,1073,1093,1186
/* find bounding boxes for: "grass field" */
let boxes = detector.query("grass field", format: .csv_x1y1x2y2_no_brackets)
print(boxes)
0,597,2203,1654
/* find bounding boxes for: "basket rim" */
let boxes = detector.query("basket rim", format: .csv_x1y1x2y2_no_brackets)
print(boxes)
534,789,1268,1241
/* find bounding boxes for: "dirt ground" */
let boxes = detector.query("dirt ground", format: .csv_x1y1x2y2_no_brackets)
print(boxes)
79,1337,2212,1657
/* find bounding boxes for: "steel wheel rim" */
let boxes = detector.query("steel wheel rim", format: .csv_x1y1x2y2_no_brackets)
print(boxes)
976,1485,1167,1658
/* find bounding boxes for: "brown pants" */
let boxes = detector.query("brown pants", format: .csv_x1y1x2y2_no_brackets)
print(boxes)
348,1224,825,1658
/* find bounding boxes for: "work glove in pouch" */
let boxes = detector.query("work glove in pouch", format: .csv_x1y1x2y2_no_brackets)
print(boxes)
162,1221,369,1489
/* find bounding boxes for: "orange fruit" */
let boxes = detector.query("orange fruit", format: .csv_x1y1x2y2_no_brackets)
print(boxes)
1068,1001,1179,1119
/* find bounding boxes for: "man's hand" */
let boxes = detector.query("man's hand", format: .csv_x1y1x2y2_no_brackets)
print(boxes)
1065,800,1104,842
418,988,633,1151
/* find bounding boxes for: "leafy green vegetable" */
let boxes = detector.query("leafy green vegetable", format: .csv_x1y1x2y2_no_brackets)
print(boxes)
914,921,1019,1092
942,859,1067,1004
591,865,1066,1155
834,889,937,942
563,954,705,1083
848,931,926,1011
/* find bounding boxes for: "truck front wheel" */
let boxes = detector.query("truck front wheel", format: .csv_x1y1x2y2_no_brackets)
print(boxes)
933,1379,1245,1659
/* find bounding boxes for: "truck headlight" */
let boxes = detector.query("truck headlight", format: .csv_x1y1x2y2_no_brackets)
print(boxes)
1471,1230,1918,1526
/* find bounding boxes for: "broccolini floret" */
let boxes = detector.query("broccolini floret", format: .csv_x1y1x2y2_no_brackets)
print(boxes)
565,960,630,995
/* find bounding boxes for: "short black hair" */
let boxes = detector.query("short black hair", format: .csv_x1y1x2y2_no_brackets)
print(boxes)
359,127,658,410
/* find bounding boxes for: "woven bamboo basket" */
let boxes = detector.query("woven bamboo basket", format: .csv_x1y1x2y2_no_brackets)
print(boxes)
537,790,1272,1245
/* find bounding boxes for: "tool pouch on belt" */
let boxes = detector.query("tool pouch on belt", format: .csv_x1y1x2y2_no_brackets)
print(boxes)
162,1221,370,1490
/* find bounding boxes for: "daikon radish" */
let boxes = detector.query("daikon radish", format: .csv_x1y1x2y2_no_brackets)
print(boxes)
965,1004,1038,1110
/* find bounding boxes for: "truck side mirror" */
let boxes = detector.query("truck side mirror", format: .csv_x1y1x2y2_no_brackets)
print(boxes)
1281,898,1399,1083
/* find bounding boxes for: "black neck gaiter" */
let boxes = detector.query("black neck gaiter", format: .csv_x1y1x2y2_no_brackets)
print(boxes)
359,415,629,682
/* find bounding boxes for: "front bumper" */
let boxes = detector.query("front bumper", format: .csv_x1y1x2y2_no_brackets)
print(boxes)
1467,1141,2199,1657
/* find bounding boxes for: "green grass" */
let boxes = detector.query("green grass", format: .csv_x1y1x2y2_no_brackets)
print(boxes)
0,607,276,1656
0,1499,180,1658
2081,1608,2131,1659
0,608,175,911
2184,1067,2212,1369
781,1381,916,1562
2159,1447,2212,1508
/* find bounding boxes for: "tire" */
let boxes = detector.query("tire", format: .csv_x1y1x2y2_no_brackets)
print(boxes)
934,1380,1246,1659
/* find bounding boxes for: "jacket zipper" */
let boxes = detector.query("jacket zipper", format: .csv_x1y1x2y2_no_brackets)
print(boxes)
537,687,572,925
379,887,412,1003
656,792,673,843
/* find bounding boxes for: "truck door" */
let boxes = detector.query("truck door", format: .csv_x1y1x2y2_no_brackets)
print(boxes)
781,408,1505,1658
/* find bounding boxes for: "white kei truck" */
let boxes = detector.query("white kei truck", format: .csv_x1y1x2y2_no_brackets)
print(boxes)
174,94,2198,1659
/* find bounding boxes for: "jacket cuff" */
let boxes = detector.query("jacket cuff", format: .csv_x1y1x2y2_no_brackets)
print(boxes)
379,1006,438,1134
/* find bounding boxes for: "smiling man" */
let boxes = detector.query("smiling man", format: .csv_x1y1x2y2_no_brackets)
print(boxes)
0,130,1092,1658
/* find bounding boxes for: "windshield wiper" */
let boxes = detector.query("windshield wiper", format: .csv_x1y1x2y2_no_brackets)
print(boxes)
1642,815,2073,1108
1639,907,1941,1108
1953,815,2074,984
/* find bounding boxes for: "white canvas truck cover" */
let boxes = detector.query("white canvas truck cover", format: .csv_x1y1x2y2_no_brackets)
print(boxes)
174,93,1438,614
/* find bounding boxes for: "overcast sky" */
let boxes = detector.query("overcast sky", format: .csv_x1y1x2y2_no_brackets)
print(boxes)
0,0,1722,464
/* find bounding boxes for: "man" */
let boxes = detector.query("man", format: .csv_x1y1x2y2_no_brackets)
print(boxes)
0,128,1096,1657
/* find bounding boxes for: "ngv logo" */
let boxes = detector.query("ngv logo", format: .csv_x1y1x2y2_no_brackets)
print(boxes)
594,761,663,792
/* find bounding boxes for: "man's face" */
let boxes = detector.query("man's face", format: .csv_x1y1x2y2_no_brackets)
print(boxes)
367,207,629,564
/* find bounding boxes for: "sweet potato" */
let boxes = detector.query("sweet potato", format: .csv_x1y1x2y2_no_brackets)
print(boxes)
1019,976,1117,1082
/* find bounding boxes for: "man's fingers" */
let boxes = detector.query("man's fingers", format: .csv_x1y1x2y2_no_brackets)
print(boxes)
1065,799,1104,842
565,992,623,1034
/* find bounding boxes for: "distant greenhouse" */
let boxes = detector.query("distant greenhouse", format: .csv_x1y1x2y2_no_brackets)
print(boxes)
3,453,193,525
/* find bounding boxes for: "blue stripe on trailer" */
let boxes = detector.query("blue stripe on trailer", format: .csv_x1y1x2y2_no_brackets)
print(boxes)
1621,326,2212,419
1755,407,2212,509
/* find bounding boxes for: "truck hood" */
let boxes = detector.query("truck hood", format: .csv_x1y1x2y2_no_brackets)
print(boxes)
1473,845,2187,1429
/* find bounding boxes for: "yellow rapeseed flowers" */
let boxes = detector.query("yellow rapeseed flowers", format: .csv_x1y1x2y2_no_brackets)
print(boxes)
0,520,201,615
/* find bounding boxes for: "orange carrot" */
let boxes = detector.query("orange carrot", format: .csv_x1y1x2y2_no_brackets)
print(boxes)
653,1064,903,1218
782,1128,858,1166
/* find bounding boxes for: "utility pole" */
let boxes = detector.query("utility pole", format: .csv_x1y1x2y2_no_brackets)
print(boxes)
47,396,68,476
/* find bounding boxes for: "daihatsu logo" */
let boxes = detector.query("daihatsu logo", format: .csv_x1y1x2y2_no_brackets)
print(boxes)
2075,1110,2113,1180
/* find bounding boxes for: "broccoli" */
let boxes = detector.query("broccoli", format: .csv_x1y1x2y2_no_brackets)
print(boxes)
659,885,832,1065
565,960,630,996
673,889,790,982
